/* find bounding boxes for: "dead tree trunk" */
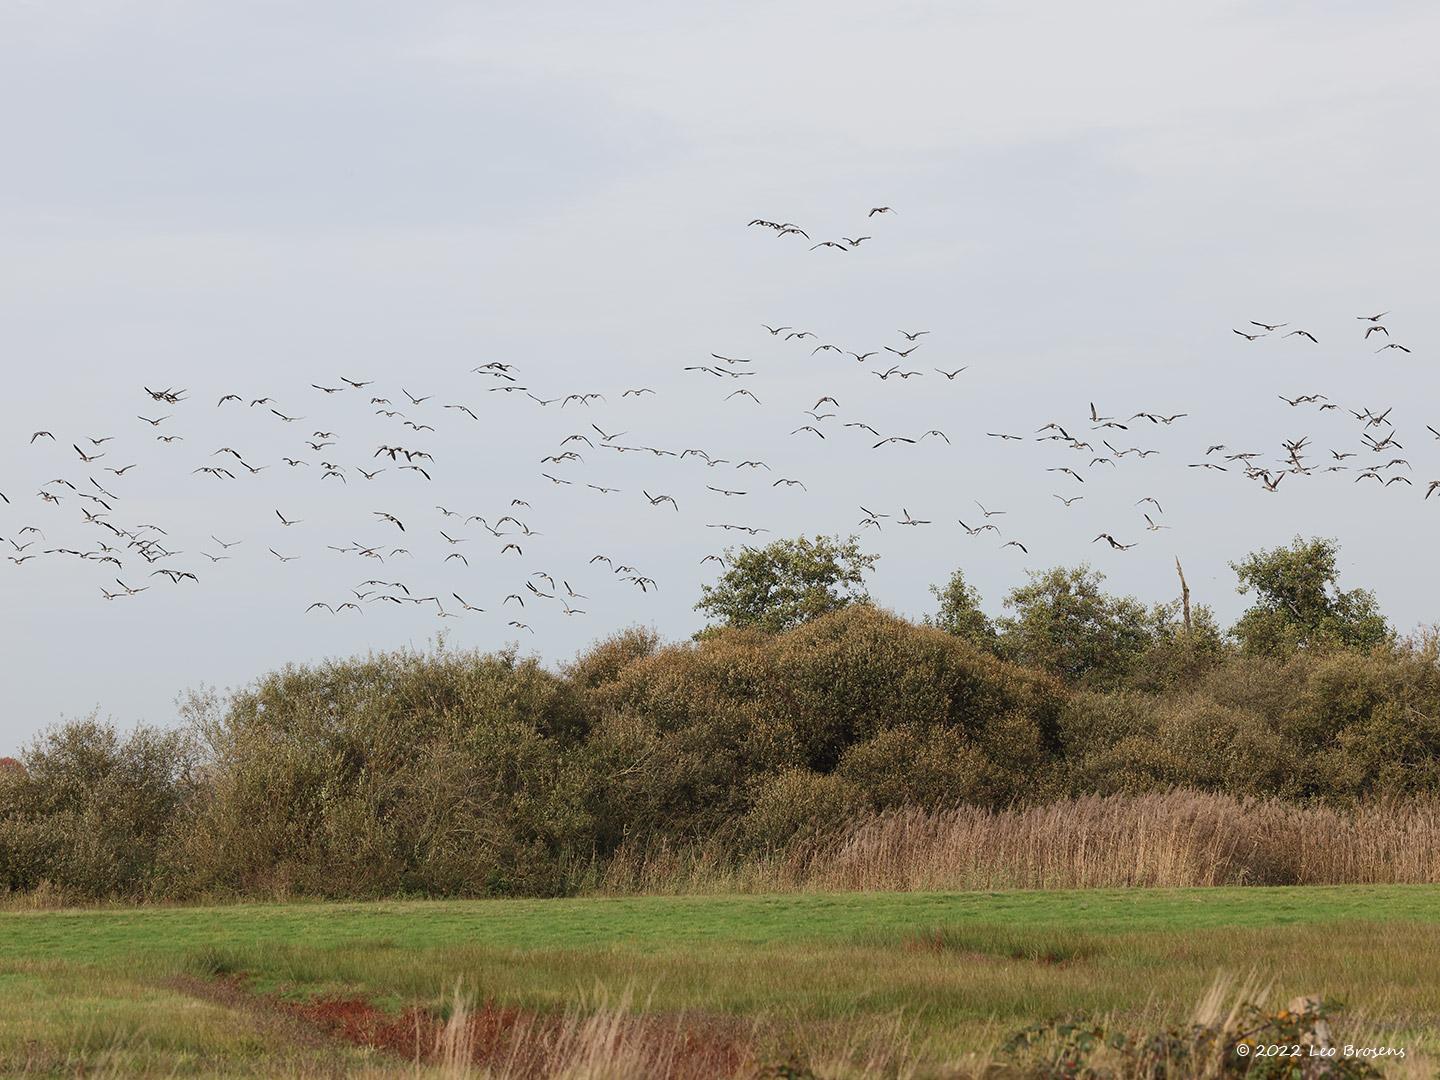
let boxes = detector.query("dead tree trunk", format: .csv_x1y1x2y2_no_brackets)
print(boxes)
1175,557,1192,637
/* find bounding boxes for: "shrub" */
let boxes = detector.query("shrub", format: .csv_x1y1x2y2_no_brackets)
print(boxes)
169,646,591,898
739,768,865,849
0,717,199,898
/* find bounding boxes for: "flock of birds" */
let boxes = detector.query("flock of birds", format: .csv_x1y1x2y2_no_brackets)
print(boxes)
3,205,1434,641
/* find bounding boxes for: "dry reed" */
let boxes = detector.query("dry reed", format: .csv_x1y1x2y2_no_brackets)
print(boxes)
585,790,1440,894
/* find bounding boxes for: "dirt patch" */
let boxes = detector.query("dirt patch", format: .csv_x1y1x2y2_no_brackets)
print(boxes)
281,995,432,1059
172,973,754,1079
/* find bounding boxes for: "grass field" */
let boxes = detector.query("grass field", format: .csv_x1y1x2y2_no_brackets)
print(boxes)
5,886,1439,1077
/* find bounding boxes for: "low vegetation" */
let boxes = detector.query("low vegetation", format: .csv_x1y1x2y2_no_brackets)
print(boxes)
2,888,1437,1076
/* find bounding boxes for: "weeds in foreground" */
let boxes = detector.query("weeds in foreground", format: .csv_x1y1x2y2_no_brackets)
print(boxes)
274,977,1417,1078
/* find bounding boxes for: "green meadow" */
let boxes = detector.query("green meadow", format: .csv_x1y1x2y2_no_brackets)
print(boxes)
4,886,1439,1076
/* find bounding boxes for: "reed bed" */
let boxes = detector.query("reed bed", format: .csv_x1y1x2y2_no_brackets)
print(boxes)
584,790,1440,894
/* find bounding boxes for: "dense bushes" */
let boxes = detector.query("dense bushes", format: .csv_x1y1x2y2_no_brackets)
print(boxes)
167,646,593,898
0,718,198,897
6,600,1440,902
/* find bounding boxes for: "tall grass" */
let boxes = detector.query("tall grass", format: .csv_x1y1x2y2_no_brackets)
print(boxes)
583,790,1440,894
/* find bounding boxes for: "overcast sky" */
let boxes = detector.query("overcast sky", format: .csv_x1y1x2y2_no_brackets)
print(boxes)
4,1,1440,753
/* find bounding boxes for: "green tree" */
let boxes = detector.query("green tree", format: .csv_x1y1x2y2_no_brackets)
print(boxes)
1128,599,1230,691
996,565,1152,685
1230,537,1391,656
695,535,878,634
926,567,998,650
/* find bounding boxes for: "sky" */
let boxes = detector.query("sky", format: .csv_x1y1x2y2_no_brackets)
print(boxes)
3,0,1440,753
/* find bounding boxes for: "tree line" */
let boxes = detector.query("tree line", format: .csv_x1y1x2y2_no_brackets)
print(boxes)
3,535,1436,902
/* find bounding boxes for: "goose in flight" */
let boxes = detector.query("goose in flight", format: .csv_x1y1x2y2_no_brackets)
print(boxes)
957,519,1001,535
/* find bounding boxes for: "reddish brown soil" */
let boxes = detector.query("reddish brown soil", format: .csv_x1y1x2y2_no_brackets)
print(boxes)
175,973,754,1078
281,996,433,1059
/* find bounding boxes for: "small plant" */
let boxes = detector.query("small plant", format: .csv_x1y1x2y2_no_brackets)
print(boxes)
185,944,243,978
755,1052,821,1079
1003,995,1384,1080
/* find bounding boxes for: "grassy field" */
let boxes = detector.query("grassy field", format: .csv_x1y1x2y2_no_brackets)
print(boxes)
4,886,1439,1077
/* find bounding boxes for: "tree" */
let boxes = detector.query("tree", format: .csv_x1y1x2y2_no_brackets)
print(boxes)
1129,598,1229,691
695,535,878,634
926,568,998,650
1230,536,1390,656
996,565,1152,685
